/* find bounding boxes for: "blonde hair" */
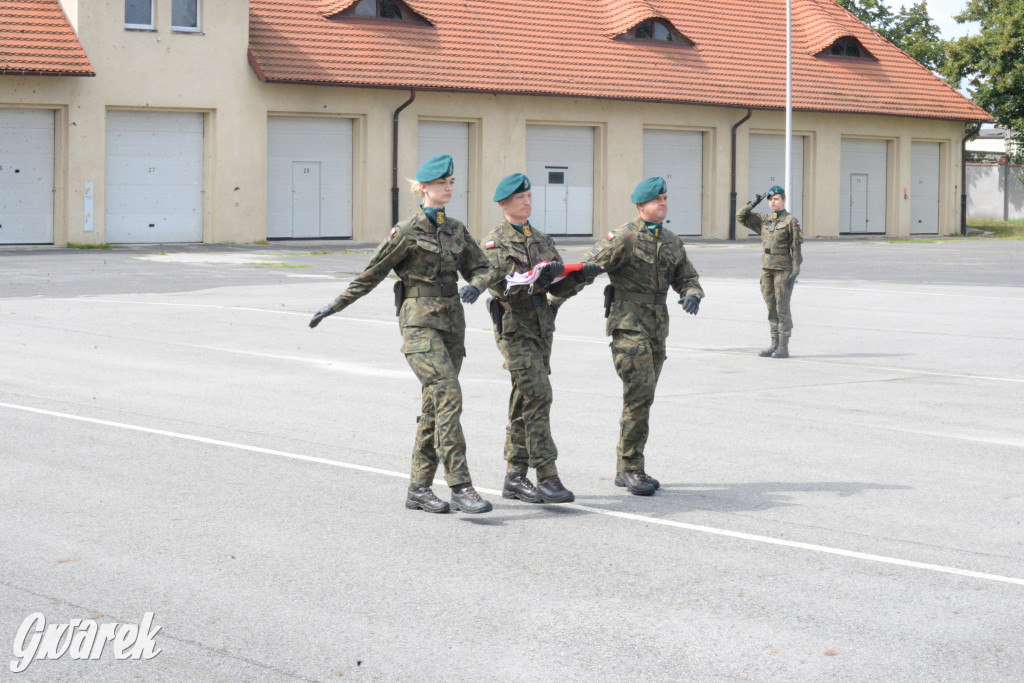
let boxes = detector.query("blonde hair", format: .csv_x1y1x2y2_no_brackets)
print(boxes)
408,178,424,195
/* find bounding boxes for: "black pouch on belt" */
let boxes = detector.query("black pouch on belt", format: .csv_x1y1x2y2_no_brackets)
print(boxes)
393,280,404,316
603,284,615,319
487,297,503,334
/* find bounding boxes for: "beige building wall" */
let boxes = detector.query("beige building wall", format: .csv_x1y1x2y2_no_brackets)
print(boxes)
0,2,970,245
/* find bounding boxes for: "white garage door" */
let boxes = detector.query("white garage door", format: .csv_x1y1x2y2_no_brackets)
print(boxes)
0,109,54,245
417,120,469,225
748,134,805,235
525,125,594,236
643,129,702,236
267,116,353,239
106,111,203,243
840,138,888,234
911,141,940,234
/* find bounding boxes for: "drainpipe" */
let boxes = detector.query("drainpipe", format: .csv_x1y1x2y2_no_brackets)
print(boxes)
729,108,753,240
961,123,980,235
392,90,416,226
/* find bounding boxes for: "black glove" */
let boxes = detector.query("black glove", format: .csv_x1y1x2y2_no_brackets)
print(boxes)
309,304,335,329
534,262,565,289
751,192,766,208
459,285,480,304
580,262,603,279
679,295,700,315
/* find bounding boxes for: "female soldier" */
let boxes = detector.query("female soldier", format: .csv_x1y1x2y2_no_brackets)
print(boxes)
308,154,494,514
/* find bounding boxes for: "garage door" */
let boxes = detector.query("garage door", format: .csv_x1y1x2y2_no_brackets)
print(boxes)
267,116,353,239
840,138,888,234
643,129,702,236
748,134,804,235
525,125,594,236
911,141,940,234
418,120,469,225
106,111,203,243
0,109,54,245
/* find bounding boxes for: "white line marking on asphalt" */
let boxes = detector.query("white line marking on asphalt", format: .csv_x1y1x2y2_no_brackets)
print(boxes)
3,400,1022,588
38,297,1024,384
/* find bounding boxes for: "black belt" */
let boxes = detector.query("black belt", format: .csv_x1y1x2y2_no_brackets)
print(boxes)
405,283,458,298
614,289,666,304
502,294,548,310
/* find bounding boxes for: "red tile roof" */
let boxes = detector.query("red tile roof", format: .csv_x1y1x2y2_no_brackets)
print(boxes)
0,0,93,76
248,0,990,122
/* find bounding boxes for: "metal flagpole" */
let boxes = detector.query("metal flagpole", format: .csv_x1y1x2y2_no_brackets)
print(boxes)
785,0,792,201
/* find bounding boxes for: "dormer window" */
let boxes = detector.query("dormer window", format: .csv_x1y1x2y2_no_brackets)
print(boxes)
619,19,693,46
822,36,872,59
337,0,429,24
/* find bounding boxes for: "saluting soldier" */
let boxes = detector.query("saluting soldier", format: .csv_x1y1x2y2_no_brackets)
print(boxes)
736,185,803,358
308,154,494,514
480,173,601,505
563,177,704,496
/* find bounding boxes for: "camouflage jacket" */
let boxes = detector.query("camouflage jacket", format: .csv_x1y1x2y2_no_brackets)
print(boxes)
581,216,704,340
480,220,584,338
328,208,491,333
736,203,803,271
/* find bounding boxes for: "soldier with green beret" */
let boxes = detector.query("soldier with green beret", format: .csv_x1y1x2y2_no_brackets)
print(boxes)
555,177,704,496
480,173,602,504
308,154,495,514
736,184,803,358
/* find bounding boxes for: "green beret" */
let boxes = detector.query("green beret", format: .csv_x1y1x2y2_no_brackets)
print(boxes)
416,154,454,182
631,176,667,204
493,173,531,202
767,185,785,197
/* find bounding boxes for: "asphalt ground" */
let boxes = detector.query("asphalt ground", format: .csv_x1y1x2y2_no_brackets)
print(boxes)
1,237,1022,681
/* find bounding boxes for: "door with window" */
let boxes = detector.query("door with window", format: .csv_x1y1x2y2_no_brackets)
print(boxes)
525,125,594,235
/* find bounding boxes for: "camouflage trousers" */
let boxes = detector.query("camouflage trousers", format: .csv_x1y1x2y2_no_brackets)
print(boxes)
496,328,558,480
760,269,795,337
401,326,472,487
610,329,666,473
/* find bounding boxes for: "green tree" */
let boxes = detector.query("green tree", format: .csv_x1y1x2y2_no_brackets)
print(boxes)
942,0,1024,163
836,0,946,71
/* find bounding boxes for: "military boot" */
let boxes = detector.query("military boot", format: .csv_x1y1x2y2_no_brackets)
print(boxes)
405,484,450,513
537,475,575,504
758,336,779,357
617,470,657,496
451,484,493,514
772,336,790,359
615,470,660,490
502,473,543,503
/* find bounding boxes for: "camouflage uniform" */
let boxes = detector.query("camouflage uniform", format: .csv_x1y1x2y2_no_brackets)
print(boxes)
480,220,584,480
326,207,491,487
578,217,704,474
736,203,803,339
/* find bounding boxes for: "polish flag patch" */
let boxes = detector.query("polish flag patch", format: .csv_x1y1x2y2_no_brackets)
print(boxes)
390,227,397,237
606,232,614,240
484,240,496,249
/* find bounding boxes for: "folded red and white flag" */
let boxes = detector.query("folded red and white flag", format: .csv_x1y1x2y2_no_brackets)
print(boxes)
505,261,584,293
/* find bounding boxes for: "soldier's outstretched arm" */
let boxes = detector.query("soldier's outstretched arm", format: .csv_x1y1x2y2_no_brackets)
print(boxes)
308,230,410,327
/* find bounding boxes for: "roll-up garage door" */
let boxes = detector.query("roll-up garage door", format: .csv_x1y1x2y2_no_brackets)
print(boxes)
0,109,54,245
748,134,804,235
417,120,469,225
840,138,888,234
267,116,353,239
105,111,203,243
525,125,594,236
911,142,940,234
643,129,702,236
